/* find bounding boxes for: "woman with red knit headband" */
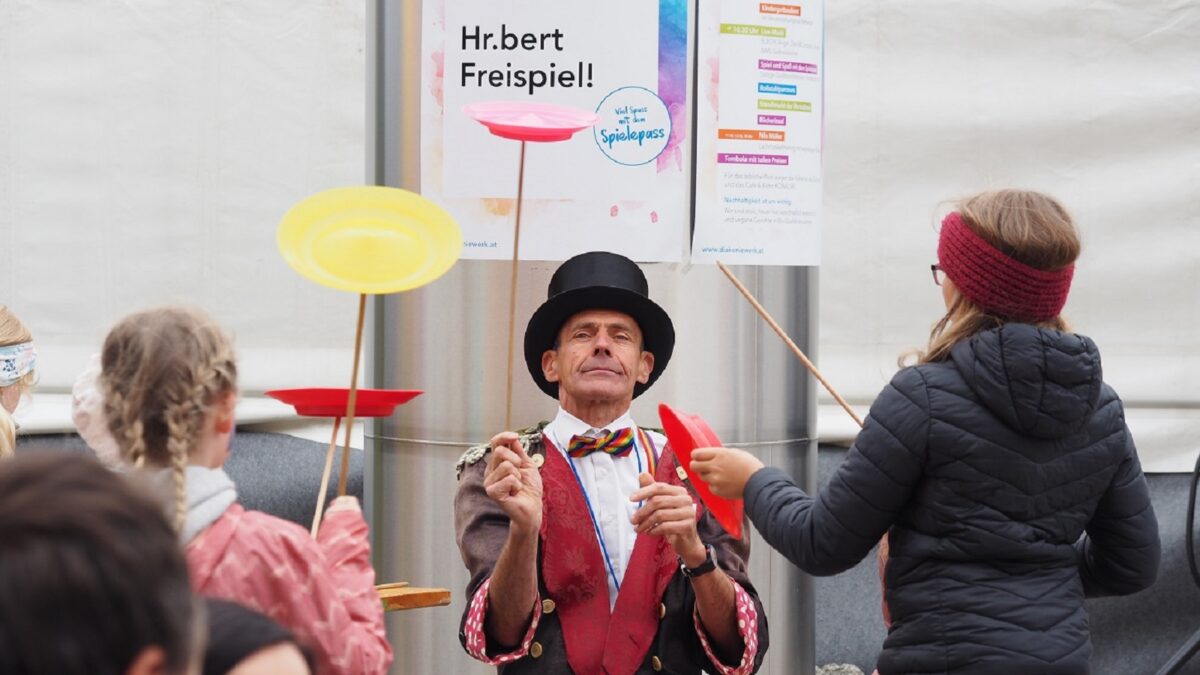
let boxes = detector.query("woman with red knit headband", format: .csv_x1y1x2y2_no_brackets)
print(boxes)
692,190,1162,674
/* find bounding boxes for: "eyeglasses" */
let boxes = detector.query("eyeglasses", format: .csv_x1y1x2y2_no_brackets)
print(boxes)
930,264,945,286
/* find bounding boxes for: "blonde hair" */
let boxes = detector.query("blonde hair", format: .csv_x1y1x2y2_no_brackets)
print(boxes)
917,190,1081,364
0,413,14,459
100,307,237,531
0,306,35,459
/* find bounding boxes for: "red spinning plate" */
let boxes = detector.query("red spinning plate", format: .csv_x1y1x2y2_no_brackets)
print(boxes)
265,388,422,418
658,403,744,539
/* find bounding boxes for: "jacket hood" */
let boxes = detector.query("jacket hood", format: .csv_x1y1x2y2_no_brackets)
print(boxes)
950,323,1103,439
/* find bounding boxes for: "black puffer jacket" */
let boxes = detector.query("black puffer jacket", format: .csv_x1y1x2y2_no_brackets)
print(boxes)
745,324,1161,674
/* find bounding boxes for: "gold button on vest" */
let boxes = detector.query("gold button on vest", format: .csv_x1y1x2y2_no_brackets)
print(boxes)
530,641,544,659
542,598,556,614
651,655,663,671
532,453,545,468
658,602,667,619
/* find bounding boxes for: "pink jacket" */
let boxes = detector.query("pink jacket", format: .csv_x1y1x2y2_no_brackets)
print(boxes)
186,501,392,675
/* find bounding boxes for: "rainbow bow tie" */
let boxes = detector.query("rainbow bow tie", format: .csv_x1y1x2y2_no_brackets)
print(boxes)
567,428,636,458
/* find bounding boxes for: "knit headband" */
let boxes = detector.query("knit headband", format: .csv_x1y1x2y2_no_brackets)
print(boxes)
937,212,1074,322
0,342,36,388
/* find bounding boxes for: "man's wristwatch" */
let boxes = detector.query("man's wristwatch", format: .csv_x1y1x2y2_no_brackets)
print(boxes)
679,544,718,578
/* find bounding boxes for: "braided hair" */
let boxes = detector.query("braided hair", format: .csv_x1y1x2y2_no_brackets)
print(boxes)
100,307,237,532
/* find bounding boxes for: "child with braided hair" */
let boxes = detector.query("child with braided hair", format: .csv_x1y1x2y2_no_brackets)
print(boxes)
99,306,392,675
0,305,37,458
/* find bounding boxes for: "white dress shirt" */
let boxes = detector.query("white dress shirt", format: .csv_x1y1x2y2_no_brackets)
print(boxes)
543,406,667,609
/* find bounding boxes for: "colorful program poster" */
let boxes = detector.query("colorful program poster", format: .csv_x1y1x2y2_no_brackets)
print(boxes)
421,0,692,262
692,0,823,266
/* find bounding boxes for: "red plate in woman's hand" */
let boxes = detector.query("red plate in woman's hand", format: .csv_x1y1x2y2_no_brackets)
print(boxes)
658,403,744,539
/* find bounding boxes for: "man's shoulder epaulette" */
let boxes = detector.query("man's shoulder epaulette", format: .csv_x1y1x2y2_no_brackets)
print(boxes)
454,421,550,480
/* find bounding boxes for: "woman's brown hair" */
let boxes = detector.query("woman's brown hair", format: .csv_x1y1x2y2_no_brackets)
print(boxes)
917,190,1081,364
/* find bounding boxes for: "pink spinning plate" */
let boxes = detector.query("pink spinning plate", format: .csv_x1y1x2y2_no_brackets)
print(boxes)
463,101,598,142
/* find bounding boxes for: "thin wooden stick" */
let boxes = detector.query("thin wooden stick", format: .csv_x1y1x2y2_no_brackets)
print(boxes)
504,140,527,430
716,261,864,429
311,415,343,536
337,293,368,496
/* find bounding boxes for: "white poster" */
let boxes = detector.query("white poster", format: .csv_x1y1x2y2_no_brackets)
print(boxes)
692,0,824,266
421,0,693,262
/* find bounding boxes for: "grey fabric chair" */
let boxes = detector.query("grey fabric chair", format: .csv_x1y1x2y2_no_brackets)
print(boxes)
15,431,363,527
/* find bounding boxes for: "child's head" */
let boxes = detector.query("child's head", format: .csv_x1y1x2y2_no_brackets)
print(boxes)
100,307,237,530
204,599,315,675
923,189,1080,362
0,452,200,675
0,305,37,458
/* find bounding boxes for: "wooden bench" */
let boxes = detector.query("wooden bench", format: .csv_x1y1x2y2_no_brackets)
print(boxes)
377,582,451,612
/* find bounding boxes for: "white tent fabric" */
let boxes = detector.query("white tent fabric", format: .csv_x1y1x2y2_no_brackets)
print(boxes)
0,1,367,395
1,1,1196,470
815,1,1200,472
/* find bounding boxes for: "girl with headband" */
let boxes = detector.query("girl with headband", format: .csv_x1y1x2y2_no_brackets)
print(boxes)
691,190,1161,674
0,305,36,458
98,307,391,675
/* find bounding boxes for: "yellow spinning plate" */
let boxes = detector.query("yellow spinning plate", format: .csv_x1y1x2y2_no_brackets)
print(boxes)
277,186,462,294
277,185,461,611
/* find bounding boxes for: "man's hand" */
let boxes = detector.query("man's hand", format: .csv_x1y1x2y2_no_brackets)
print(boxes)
689,447,764,499
483,432,543,535
630,472,707,567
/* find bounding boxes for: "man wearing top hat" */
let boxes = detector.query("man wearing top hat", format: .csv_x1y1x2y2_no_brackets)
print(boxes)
454,251,768,674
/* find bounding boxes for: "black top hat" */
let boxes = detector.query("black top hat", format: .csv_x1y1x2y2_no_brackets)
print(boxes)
524,251,675,399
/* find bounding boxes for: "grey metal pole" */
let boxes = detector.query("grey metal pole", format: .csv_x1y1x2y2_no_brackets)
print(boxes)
366,1,819,672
